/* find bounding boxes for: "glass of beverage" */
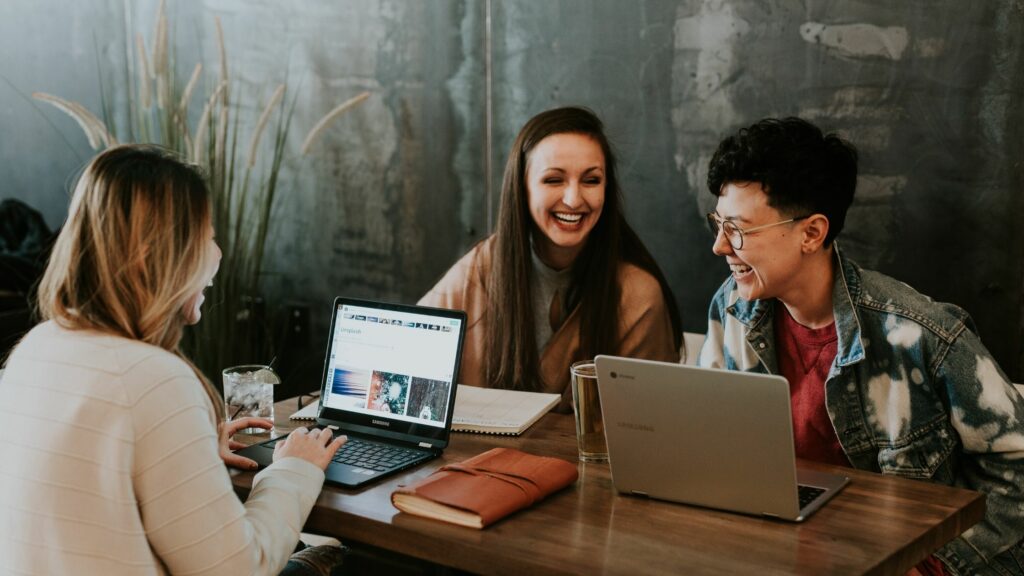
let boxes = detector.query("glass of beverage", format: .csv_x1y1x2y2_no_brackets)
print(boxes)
223,365,281,434
570,360,607,462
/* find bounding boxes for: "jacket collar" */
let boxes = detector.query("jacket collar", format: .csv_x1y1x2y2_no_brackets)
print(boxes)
831,245,866,367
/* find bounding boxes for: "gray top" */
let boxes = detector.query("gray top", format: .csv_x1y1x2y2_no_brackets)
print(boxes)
530,248,573,354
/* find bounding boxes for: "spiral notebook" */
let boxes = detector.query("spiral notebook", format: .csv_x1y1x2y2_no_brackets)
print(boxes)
450,385,560,436
290,400,320,421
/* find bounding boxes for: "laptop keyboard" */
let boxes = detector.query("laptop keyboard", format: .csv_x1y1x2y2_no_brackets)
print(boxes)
261,434,427,472
797,485,826,508
330,438,427,472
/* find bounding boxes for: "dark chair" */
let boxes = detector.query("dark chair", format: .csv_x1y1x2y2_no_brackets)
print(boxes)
0,198,54,361
0,297,33,362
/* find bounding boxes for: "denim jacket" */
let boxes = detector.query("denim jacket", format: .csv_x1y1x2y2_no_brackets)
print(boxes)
698,246,1024,576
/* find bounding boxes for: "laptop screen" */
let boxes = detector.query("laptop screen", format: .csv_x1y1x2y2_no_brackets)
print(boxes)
317,298,465,445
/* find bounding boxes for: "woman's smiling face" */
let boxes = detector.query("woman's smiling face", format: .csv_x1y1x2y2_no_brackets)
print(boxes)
182,220,221,325
526,132,606,270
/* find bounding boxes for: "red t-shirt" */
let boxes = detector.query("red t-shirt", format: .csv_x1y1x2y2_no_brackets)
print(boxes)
774,302,849,467
774,302,947,575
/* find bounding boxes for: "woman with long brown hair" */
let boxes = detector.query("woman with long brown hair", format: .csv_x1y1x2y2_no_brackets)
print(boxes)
0,145,345,574
420,106,682,411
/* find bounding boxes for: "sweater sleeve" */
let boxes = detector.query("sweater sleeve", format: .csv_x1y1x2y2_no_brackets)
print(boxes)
616,265,679,364
127,355,324,576
417,245,481,310
418,277,453,308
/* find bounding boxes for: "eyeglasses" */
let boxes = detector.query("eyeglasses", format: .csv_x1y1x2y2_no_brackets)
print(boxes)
705,212,810,250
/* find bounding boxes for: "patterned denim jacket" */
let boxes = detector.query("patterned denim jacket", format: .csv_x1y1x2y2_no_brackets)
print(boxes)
697,247,1024,576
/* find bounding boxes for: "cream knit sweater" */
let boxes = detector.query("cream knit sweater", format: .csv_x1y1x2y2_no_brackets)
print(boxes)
0,321,324,575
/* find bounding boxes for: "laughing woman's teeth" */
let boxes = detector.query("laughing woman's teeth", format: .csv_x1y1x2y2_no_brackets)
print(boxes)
730,264,752,275
554,212,583,223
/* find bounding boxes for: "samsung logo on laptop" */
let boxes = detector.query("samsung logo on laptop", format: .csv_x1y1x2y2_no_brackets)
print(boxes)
617,421,655,432
371,419,390,427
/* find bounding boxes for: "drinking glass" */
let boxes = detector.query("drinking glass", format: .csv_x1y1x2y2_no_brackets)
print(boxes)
223,365,280,434
570,360,608,462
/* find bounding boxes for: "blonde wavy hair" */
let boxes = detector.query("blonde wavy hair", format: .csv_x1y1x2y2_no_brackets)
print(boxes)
38,144,224,418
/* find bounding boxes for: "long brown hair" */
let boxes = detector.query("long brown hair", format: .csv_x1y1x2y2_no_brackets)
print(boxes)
485,106,682,391
37,144,224,417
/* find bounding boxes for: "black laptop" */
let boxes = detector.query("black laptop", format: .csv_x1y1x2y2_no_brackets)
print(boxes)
236,297,466,487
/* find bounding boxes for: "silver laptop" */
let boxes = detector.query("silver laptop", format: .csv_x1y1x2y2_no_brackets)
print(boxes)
595,356,848,522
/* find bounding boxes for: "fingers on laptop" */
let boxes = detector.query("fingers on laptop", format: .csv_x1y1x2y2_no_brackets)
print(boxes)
327,433,347,455
306,426,347,451
272,427,348,469
272,430,304,454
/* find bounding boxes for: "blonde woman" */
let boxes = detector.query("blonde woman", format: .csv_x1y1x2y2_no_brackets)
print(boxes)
0,145,346,575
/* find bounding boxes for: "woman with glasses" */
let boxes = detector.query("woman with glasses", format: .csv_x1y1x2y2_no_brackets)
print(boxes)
419,106,682,411
0,145,347,575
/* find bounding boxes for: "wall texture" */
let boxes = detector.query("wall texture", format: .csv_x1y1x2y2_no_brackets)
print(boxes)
3,0,1023,387
488,0,1024,380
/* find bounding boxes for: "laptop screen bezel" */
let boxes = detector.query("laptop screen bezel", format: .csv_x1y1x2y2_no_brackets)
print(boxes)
315,297,466,449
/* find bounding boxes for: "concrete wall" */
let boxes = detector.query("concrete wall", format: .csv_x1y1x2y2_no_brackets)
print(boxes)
489,1,1024,381
3,0,1023,385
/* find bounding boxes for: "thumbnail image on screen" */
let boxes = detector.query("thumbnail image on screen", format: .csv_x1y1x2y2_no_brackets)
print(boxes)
367,370,409,415
406,377,451,423
331,367,370,399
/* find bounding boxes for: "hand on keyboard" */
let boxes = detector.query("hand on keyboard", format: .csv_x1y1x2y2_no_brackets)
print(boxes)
274,426,348,470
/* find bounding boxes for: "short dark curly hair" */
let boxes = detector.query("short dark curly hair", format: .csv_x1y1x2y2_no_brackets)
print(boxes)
707,117,858,246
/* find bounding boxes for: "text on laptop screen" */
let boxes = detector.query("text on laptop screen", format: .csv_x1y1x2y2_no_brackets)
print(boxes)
321,304,462,428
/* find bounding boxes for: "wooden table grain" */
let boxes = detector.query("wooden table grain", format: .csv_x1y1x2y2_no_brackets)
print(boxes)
231,398,985,575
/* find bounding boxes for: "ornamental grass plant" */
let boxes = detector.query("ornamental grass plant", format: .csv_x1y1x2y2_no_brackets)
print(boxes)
34,0,368,382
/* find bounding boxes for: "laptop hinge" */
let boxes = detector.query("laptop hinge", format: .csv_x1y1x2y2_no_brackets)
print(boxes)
631,490,649,497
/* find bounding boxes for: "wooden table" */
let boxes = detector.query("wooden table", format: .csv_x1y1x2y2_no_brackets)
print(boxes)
231,398,985,575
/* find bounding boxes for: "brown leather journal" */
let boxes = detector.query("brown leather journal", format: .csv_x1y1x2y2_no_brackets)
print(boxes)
391,447,578,528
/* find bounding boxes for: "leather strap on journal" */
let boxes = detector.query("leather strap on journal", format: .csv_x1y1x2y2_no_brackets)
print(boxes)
438,462,544,504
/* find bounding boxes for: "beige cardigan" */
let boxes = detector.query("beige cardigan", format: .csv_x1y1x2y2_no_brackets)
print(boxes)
420,236,680,412
0,321,324,575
